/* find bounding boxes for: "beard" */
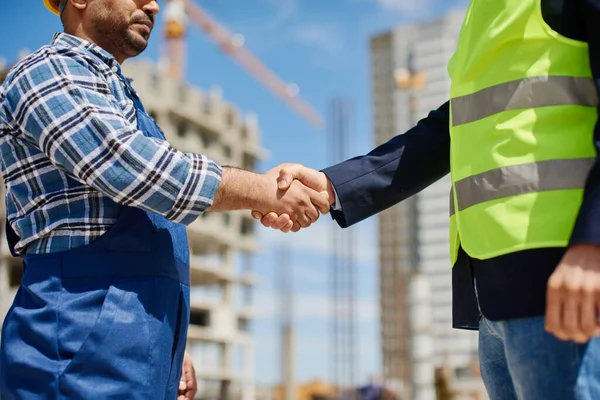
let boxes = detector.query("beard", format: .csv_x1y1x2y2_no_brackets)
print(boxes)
89,4,153,59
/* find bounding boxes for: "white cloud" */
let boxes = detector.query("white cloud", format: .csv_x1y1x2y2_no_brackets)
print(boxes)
261,0,297,29
289,24,343,53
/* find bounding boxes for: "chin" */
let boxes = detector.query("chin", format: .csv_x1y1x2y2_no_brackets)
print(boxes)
127,45,148,58
125,36,149,56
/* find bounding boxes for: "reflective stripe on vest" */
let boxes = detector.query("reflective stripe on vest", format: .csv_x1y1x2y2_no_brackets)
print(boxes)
451,76,598,127
446,0,598,263
449,158,595,216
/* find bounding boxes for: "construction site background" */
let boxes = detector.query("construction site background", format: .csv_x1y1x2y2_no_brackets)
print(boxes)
0,2,490,399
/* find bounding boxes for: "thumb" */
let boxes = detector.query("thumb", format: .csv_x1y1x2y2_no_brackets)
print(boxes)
278,167,304,190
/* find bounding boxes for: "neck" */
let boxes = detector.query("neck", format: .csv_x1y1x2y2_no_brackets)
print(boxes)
64,26,126,64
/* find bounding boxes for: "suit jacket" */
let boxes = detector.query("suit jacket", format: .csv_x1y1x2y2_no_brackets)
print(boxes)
323,102,451,229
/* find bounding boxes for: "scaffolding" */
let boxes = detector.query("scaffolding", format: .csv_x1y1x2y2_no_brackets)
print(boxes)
328,98,358,398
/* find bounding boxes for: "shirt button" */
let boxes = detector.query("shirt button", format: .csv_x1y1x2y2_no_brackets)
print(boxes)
111,66,118,73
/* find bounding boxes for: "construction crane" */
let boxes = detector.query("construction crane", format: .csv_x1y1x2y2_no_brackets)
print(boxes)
161,0,324,128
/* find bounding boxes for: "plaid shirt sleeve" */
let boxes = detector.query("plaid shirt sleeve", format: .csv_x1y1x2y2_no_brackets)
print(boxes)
3,52,222,225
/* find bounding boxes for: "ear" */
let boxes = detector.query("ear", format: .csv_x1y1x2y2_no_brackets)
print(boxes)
68,0,88,11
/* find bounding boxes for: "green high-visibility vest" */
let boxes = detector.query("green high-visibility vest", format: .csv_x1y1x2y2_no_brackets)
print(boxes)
447,0,598,265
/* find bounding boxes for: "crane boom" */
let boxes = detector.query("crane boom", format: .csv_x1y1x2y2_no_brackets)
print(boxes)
164,0,324,128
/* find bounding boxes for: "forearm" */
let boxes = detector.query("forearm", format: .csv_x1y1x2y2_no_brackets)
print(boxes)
209,167,272,212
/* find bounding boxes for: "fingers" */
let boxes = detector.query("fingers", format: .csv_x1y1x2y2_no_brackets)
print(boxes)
282,220,294,233
545,258,600,343
260,212,279,228
252,211,295,233
297,184,330,225
563,288,586,343
271,214,291,230
580,287,597,340
303,202,319,224
178,379,187,400
268,181,324,230
296,211,313,228
293,182,325,227
291,221,301,232
277,164,306,190
309,189,331,215
546,275,566,340
179,351,196,395
182,353,197,400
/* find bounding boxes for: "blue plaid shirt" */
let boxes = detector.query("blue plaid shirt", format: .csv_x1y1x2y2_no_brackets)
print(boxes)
0,33,222,254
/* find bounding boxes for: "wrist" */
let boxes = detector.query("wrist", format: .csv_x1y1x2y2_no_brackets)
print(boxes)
321,172,336,205
561,243,600,268
212,167,269,211
568,243,600,254
568,243,600,252
247,174,275,211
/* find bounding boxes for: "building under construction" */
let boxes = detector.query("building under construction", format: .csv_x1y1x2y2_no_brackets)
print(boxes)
370,10,487,400
0,58,267,400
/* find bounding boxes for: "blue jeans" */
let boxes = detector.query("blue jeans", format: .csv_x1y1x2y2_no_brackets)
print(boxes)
479,316,600,399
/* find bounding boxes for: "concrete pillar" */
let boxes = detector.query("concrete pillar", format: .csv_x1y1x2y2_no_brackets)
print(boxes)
409,273,436,400
242,342,255,400
282,326,295,400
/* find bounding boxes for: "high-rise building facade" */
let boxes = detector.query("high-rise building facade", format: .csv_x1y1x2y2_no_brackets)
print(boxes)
0,59,265,400
371,10,487,400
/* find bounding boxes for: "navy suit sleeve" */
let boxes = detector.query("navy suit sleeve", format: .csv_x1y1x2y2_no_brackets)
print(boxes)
570,0,600,246
322,102,450,228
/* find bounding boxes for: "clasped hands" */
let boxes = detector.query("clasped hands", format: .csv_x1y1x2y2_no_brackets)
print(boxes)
251,163,334,232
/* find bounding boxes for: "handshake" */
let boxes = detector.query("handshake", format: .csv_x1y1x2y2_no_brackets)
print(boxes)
248,163,336,233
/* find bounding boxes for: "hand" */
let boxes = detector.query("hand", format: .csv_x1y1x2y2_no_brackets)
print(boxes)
178,351,197,400
210,166,330,230
546,244,600,343
251,166,331,232
251,163,335,232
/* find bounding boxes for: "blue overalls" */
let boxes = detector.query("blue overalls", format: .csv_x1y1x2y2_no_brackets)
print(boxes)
0,75,191,399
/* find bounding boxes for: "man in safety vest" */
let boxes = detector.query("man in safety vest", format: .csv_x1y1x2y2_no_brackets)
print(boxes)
254,0,600,398
0,0,330,398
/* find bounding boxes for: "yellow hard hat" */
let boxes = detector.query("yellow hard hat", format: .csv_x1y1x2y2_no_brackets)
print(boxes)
43,0,60,15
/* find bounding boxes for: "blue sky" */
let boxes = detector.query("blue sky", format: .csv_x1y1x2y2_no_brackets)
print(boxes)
1,0,468,387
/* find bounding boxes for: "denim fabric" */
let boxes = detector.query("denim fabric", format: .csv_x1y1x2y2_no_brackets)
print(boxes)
0,70,191,399
479,316,600,400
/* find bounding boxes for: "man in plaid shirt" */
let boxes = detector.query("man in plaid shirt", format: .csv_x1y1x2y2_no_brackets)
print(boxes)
0,1,330,398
